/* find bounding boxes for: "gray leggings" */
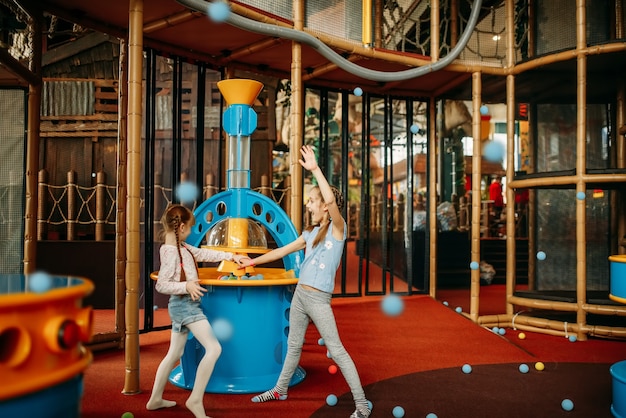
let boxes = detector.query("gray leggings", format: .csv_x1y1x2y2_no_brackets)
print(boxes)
277,284,366,404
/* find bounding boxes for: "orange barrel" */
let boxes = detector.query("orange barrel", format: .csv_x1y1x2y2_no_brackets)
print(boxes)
0,274,93,417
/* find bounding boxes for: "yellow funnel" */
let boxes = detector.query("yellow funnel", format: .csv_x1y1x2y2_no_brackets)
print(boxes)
217,79,264,106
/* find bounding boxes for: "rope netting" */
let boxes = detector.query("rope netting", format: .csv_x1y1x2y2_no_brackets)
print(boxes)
383,0,529,66
37,179,292,240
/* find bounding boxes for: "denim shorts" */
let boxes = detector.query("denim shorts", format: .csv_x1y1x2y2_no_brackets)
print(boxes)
168,294,206,333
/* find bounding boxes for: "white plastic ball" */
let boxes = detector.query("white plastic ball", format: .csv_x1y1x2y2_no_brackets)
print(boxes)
483,140,505,162
392,406,405,418
212,318,233,341
176,181,199,203
381,294,404,316
208,1,231,22
561,399,574,411
29,271,52,293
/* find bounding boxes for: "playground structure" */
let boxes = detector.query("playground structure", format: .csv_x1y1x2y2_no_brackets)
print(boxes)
0,0,625,397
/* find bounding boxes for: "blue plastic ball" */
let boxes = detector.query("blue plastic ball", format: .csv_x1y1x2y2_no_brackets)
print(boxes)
470,261,479,270
212,318,233,341
443,301,449,306
480,104,489,115
392,406,405,418
153,305,158,310
483,140,505,162
367,400,373,410
381,294,404,316
519,363,529,373
327,350,332,359
353,87,363,96
410,124,419,135
561,398,574,411
568,335,577,343
576,191,586,200
462,364,472,374
426,414,438,418
208,1,231,22
326,394,338,406
29,271,52,293
536,251,546,261
492,326,500,333
498,328,506,335
455,306,462,313
176,181,199,203
318,337,325,346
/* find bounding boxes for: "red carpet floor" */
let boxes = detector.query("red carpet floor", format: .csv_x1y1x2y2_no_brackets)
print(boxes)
81,292,626,417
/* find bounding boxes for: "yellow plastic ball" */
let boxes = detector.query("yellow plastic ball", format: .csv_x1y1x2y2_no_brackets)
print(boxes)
535,362,545,371
518,332,526,340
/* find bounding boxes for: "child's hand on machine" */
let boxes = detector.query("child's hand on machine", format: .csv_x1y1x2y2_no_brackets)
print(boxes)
238,257,255,268
186,281,207,301
232,254,249,264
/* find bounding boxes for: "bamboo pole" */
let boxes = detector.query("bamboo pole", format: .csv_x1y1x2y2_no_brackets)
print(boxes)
505,0,516,317
427,0,440,298
431,0,439,62
289,0,304,234
205,173,215,200
617,80,626,252
23,11,42,274
507,173,626,189
362,0,372,47
123,0,143,395
261,174,271,197
67,170,77,241
469,72,482,321
37,169,48,241
95,171,106,241
478,312,626,339
450,0,458,49
428,98,437,298
374,0,383,49
115,39,128,346
575,0,588,341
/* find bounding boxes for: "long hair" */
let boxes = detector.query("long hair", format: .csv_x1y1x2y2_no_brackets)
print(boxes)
305,185,344,248
160,204,195,280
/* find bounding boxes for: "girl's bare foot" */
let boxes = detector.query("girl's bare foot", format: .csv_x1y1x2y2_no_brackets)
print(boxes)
185,398,211,418
146,399,176,410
